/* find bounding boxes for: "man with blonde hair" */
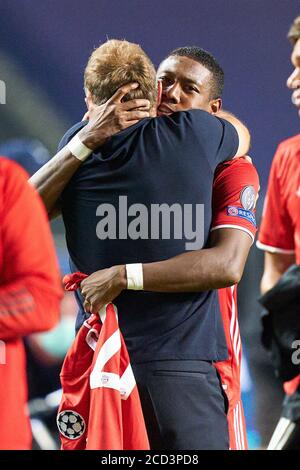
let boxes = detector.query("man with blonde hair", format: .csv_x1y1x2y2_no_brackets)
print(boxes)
31,39,256,449
84,40,157,111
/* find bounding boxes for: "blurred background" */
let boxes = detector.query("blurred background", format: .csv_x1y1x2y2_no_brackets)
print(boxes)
0,0,299,449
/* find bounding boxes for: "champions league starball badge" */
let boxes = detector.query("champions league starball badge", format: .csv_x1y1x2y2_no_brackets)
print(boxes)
240,186,256,211
57,410,86,440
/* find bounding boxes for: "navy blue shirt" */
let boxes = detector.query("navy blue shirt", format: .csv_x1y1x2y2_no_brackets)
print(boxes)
59,110,238,363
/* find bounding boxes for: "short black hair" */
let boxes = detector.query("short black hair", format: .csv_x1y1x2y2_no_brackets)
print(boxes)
167,46,224,99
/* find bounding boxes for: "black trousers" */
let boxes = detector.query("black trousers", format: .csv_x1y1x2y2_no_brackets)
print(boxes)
132,360,229,450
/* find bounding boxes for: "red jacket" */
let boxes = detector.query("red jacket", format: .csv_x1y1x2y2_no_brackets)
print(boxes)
0,159,62,449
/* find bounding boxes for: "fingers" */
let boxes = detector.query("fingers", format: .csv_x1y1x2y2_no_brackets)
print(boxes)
110,82,139,103
83,299,91,313
87,102,106,122
80,281,87,297
121,99,151,111
121,120,139,128
83,297,104,315
124,110,151,122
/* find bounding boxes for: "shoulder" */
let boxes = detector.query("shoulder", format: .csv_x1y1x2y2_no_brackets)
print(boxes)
159,109,223,128
214,157,259,188
277,133,300,151
160,110,236,146
57,121,87,151
268,134,300,184
274,134,300,164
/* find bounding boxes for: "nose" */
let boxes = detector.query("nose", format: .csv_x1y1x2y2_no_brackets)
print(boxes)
163,82,181,104
287,67,300,89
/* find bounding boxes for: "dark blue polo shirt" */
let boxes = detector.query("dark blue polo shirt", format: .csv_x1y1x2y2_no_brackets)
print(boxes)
59,109,238,363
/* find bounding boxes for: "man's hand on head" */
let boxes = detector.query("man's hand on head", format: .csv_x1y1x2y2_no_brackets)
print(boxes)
78,82,151,151
80,265,127,314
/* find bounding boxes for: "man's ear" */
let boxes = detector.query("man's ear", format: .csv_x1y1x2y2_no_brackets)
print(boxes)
156,80,162,106
85,89,94,111
210,98,222,115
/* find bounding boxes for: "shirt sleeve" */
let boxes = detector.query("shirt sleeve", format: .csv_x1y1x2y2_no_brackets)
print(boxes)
257,145,295,254
185,109,239,169
211,157,260,243
0,159,63,341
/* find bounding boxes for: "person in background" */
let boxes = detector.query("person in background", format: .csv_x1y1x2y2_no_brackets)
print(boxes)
0,137,74,401
0,158,62,449
257,15,300,449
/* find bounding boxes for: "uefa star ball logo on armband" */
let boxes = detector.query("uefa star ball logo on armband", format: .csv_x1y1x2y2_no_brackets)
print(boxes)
57,410,86,440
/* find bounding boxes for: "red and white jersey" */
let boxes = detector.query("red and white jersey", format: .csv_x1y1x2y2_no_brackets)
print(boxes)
57,273,149,450
257,135,300,395
257,134,300,262
212,157,260,450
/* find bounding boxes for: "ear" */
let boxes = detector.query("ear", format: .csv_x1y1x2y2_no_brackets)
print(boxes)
156,79,162,106
210,98,222,115
85,89,94,111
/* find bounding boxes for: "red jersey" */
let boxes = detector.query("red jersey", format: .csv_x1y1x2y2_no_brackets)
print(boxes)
257,135,300,262
0,158,62,449
212,157,260,450
57,273,149,450
257,135,300,395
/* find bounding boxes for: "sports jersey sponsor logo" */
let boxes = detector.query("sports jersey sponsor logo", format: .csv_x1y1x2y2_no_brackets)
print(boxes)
57,410,86,440
240,186,256,210
227,206,256,227
95,196,205,250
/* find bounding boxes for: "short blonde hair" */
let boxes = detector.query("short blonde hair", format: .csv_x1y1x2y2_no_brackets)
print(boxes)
287,16,300,45
84,39,157,108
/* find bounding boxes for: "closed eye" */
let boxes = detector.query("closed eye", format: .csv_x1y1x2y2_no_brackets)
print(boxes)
186,85,199,93
159,76,174,87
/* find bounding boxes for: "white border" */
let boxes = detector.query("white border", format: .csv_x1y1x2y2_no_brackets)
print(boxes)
256,240,295,254
211,224,254,243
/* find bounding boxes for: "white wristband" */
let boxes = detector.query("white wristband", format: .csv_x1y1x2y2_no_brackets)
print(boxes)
125,263,144,290
67,133,93,161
